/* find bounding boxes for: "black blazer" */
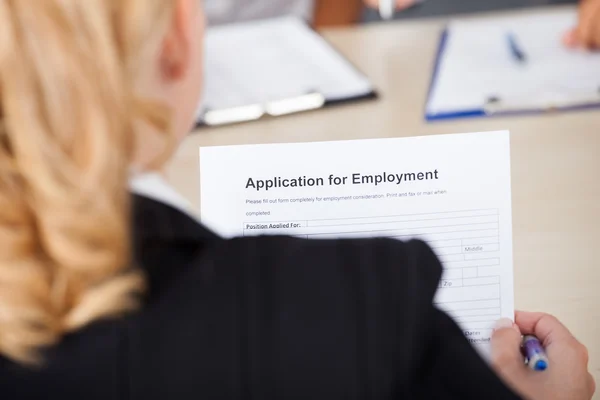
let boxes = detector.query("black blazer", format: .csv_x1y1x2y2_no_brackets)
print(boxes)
0,195,521,399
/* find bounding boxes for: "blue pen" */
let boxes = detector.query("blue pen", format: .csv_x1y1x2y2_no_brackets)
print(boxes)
507,32,527,63
522,335,549,371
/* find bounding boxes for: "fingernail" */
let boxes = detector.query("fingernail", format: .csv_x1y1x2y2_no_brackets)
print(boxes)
494,318,514,330
562,29,575,44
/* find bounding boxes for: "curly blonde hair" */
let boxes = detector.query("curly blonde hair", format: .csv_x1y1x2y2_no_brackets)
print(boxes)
0,0,175,365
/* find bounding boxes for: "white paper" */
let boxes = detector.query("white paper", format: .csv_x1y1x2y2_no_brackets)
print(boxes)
427,9,600,116
198,16,373,120
200,131,514,355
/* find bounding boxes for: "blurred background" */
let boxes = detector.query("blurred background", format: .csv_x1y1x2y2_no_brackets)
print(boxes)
206,0,580,28
360,0,576,23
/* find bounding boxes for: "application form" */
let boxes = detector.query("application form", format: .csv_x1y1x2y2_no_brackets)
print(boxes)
199,131,514,354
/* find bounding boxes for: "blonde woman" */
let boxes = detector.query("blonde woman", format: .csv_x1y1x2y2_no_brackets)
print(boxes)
0,1,594,399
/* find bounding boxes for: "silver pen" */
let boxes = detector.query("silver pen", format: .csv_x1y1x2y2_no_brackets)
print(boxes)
379,0,395,20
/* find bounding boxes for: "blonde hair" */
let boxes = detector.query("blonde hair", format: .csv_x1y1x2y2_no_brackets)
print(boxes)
0,0,176,365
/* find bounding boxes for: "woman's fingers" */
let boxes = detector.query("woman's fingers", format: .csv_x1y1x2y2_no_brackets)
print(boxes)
514,311,574,347
568,0,600,49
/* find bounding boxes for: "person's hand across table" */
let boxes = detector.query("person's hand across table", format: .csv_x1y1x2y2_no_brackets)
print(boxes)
491,312,595,400
564,0,600,48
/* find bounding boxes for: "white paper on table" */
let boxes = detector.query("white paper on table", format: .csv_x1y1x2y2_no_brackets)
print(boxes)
197,16,373,123
199,131,514,357
427,9,600,116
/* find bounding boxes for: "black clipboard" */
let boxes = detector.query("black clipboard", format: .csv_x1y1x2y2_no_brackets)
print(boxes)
195,18,379,128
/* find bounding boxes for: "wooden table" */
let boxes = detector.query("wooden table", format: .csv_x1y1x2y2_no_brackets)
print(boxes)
167,5,600,393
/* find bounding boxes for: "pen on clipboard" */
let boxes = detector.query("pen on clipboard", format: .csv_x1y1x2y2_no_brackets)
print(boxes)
507,32,527,63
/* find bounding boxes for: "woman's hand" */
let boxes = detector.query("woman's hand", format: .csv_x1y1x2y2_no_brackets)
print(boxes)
564,0,600,49
491,312,595,400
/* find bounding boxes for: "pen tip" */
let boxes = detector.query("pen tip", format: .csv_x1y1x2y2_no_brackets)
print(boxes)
534,360,548,371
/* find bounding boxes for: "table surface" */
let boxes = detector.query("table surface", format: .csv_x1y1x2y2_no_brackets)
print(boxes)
166,5,600,392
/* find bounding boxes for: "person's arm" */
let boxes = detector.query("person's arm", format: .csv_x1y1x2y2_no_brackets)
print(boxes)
250,236,522,398
386,241,522,399
198,234,593,398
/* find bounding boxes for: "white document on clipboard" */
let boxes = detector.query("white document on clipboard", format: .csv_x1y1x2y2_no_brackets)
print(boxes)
199,131,514,356
426,9,600,121
197,16,376,126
